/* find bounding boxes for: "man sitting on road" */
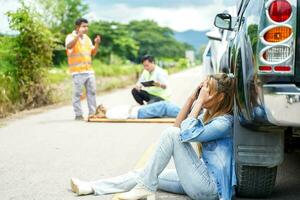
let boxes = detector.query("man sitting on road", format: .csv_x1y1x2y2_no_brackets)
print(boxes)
93,101,180,120
132,55,170,105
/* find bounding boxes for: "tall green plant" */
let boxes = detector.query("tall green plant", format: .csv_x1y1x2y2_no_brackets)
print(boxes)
7,1,55,108
35,0,88,43
0,36,18,117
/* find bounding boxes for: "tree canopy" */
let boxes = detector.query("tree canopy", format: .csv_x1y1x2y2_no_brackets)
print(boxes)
88,20,193,63
88,21,139,63
35,0,88,43
34,0,193,63
127,20,193,61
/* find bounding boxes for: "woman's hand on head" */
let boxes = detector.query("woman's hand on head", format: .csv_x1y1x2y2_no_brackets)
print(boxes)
190,82,203,101
196,81,214,105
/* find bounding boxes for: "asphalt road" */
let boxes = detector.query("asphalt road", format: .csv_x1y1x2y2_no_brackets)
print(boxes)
0,67,299,200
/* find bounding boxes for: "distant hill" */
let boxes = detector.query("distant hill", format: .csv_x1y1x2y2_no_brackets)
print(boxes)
173,30,209,51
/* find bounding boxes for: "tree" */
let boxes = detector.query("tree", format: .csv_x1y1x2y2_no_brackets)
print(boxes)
127,20,193,61
35,0,88,43
7,1,55,108
89,21,139,63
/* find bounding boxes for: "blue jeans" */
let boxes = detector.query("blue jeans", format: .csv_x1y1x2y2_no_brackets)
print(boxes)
90,127,218,200
138,101,180,118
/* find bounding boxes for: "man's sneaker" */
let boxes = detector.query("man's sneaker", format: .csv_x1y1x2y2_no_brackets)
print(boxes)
75,115,84,121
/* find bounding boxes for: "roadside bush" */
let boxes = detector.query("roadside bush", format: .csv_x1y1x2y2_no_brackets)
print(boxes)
0,74,19,117
7,1,55,108
0,36,18,117
176,58,189,69
0,36,16,73
164,58,189,74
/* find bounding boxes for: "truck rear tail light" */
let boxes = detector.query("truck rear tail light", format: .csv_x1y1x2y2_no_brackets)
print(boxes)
268,0,292,23
259,66,272,72
258,0,295,75
263,26,292,43
259,66,292,73
262,45,291,63
274,65,291,72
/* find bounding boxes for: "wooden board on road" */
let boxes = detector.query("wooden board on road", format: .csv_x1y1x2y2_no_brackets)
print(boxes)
88,118,176,123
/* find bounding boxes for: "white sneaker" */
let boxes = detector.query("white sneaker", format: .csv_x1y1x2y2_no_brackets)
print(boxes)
118,184,155,200
70,178,93,196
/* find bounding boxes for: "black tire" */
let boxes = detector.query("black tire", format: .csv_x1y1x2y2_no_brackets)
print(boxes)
236,165,277,198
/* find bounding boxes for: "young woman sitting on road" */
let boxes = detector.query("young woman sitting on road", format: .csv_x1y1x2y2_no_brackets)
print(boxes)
70,73,236,200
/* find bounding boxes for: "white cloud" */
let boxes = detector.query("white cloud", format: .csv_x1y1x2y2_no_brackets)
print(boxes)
0,1,19,34
86,3,233,31
0,0,235,34
0,0,37,34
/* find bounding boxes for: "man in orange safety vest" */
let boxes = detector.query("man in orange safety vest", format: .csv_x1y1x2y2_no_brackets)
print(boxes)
65,18,101,120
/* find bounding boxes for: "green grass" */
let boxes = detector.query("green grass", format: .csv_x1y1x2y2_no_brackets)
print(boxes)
46,58,193,105
48,67,70,84
0,73,19,118
93,60,141,77
48,61,141,84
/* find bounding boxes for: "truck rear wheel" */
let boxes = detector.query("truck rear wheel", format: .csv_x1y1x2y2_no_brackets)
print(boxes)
236,165,277,198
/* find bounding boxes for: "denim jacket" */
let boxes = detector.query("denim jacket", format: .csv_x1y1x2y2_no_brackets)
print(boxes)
180,114,236,200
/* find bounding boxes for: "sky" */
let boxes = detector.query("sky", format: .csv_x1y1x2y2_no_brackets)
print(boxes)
0,0,235,34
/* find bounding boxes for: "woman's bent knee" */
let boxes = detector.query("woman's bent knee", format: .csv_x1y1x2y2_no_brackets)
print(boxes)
161,127,181,140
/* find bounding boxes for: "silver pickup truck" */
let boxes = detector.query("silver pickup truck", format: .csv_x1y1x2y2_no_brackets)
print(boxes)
213,0,300,198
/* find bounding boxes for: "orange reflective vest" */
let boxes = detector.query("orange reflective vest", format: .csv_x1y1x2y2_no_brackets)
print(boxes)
66,35,93,74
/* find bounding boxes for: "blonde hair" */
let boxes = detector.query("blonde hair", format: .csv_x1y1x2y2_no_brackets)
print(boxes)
197,73,235,156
